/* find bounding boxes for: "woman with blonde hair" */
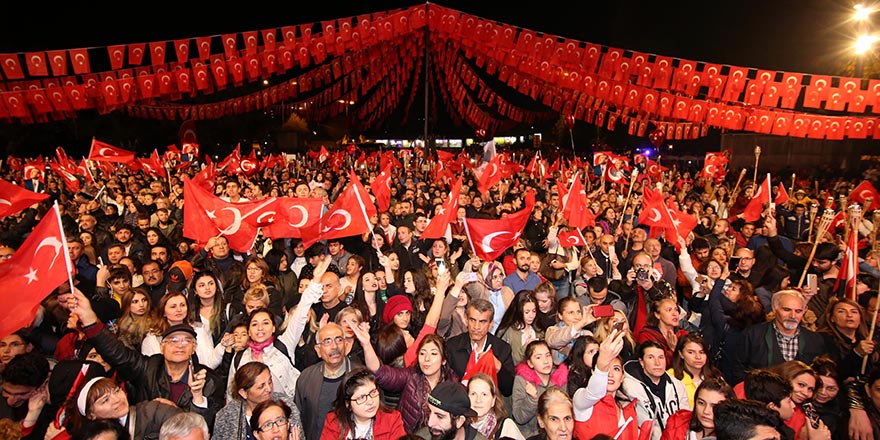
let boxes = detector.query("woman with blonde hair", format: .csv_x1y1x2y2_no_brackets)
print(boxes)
116,289,151,351
819,296,877,380
593,309,636,362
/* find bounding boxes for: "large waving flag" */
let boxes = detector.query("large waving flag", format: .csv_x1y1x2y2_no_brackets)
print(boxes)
464,190,535,261
88,138,135,163
0,203,72,337
0,179,49,219
638,187,676,237
301,171,377,249
262,198,324,239
850,180,880,205
183,177,278,253
422,177,462,240
476,153,503,194
561,172,595,230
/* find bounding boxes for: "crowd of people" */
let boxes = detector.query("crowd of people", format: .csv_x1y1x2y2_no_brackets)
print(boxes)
0,146,879,440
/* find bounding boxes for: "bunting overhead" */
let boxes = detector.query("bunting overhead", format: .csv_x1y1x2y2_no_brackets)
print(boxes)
0,4,875,141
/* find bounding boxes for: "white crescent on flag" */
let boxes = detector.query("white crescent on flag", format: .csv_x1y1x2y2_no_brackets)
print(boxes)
480,231,512,253
322,209,352,233
288,205,310,228
35,237,63,269
218,207,244,235
648,208,662,223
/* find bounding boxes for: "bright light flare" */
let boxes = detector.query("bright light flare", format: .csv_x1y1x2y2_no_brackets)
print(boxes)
854,34,879,54
854,4,874,21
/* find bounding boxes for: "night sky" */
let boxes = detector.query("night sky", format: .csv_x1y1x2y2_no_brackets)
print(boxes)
0,0,867,156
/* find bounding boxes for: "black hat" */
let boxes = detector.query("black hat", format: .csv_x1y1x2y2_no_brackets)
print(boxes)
162,323,197,340
427,382,477,418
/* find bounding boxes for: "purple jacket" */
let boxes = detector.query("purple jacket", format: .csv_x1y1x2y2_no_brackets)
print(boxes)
374,364,460,432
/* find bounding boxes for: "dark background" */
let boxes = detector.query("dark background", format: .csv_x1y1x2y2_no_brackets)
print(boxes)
0,0,866,158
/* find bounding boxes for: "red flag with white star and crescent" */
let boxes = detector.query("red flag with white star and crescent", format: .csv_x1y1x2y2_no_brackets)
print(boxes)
87,138,135,163
0,178,49,218
421,177,462,240
300,171,377,249
0,203,71,337
464,190,535,261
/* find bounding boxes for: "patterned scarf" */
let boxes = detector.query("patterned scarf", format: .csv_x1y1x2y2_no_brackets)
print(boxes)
472,412,498,438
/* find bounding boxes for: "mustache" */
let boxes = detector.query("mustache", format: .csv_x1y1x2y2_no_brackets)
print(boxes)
329,349,342,357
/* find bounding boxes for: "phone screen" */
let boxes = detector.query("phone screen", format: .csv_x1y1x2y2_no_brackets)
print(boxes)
435,258,447,275
728,257,741,272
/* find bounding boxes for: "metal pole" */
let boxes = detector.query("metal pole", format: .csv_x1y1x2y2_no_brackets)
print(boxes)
423,2,430,158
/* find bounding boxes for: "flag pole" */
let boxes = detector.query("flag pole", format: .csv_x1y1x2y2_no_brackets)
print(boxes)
616,169,639,233
461,217,479,263
53,201,76,295
863,294,879,374
851,205,863,302
753,146,761,187
797,210,836,288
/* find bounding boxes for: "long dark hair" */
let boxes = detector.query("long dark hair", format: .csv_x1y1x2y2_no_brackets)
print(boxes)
331,368,391,440
565,335,599,395
188,271,225,337
688,377,736,434
496,290,538,336
670,333,722,382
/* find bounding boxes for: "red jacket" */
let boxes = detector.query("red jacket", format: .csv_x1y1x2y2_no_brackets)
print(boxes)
319,408,406,440
635,326,688,369
574,394,645,440
659,410,693,440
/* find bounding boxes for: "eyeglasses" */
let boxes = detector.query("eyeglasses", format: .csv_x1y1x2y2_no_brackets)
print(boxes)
351,388,380,405
319,335,345,347
257,417,289,432
164,336,195,346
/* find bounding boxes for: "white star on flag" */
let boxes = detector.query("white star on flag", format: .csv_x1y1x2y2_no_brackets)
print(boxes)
24,267,38,284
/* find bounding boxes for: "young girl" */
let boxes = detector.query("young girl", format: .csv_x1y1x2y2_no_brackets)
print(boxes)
660,378,736,440
512,340,570,438
496,290,543,364
545,297,594,365
668,334,723,407
565,335,601,397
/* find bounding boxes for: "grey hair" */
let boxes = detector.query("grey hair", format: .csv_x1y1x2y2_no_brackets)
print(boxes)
467,298,495,316
159,412,209,440
771,289,806,311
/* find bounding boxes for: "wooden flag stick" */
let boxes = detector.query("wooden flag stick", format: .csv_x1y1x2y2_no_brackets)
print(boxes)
863,296,879,374
850,205,863,302
798,210,836,288
753,146,761,188
616,170,639,232
731,168,748,200
807,204,818,242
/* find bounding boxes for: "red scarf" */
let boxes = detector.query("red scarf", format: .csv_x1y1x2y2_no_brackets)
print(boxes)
248,337,274,357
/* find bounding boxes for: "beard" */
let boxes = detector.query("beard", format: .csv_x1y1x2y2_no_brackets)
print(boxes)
781,319,800,331
430,424,457,440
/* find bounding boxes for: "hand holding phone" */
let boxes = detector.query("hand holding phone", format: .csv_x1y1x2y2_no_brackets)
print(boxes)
592,304,615,318
435,258,447,275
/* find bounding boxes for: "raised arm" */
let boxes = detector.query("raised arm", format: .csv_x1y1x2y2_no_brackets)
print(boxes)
278,254,331,350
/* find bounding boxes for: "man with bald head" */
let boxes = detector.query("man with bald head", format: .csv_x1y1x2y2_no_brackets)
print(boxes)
294,320,363,440
312,270,346,322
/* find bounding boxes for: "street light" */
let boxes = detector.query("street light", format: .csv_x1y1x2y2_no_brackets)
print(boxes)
854,3,874,21
853,4,877,78
855,34,879,54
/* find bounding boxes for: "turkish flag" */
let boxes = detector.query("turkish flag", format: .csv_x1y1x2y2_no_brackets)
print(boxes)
464,190,535,261
850,180,880,205
604,161,629,185
238,149,260,177
700,152,728,180
88,139,135,163
476,153,503,194
49,162,80,194
422,177,462,240
24,52,48,77
68,49,90,74
0,203,71,337
262,197,324,239
559,229,588,248
835,224,859,297
667,207,698,247
0,179,49,218
0,54,24,80
525,152,539,175
370,163,393,212
638,187,676,238
183,177,279,253
775,183,790,206
190,158,215,192
743,174,772,222
301,171,377,249
76,159,95,184
561,173,595,230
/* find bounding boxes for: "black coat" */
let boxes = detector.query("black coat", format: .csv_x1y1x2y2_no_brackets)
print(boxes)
88,325,225,430
731,321,832,385
446,332,516,396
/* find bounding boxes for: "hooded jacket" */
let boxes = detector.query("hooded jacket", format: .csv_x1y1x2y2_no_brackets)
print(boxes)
620,360,690,440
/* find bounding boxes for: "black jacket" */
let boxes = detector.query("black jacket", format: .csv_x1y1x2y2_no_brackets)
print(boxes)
731,321,831,385
446,332,516,396
87,324,225,430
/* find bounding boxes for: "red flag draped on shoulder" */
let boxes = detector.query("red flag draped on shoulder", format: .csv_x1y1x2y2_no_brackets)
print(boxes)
262,197,324,239
370,163,393,212
464,190,535,261
88,138,135,163
301,171,377,249
183,177,279,253
0,203,71,337
422,177,462,240
0,178,49,218
743,174,772,222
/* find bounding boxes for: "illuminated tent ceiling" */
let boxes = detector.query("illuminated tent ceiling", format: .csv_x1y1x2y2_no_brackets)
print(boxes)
0,2,876,141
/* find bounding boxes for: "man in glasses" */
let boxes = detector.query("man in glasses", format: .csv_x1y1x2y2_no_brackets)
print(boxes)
295,322,363,440
69,288,224,432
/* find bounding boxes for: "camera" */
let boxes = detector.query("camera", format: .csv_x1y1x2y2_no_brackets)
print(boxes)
636,268,649,281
